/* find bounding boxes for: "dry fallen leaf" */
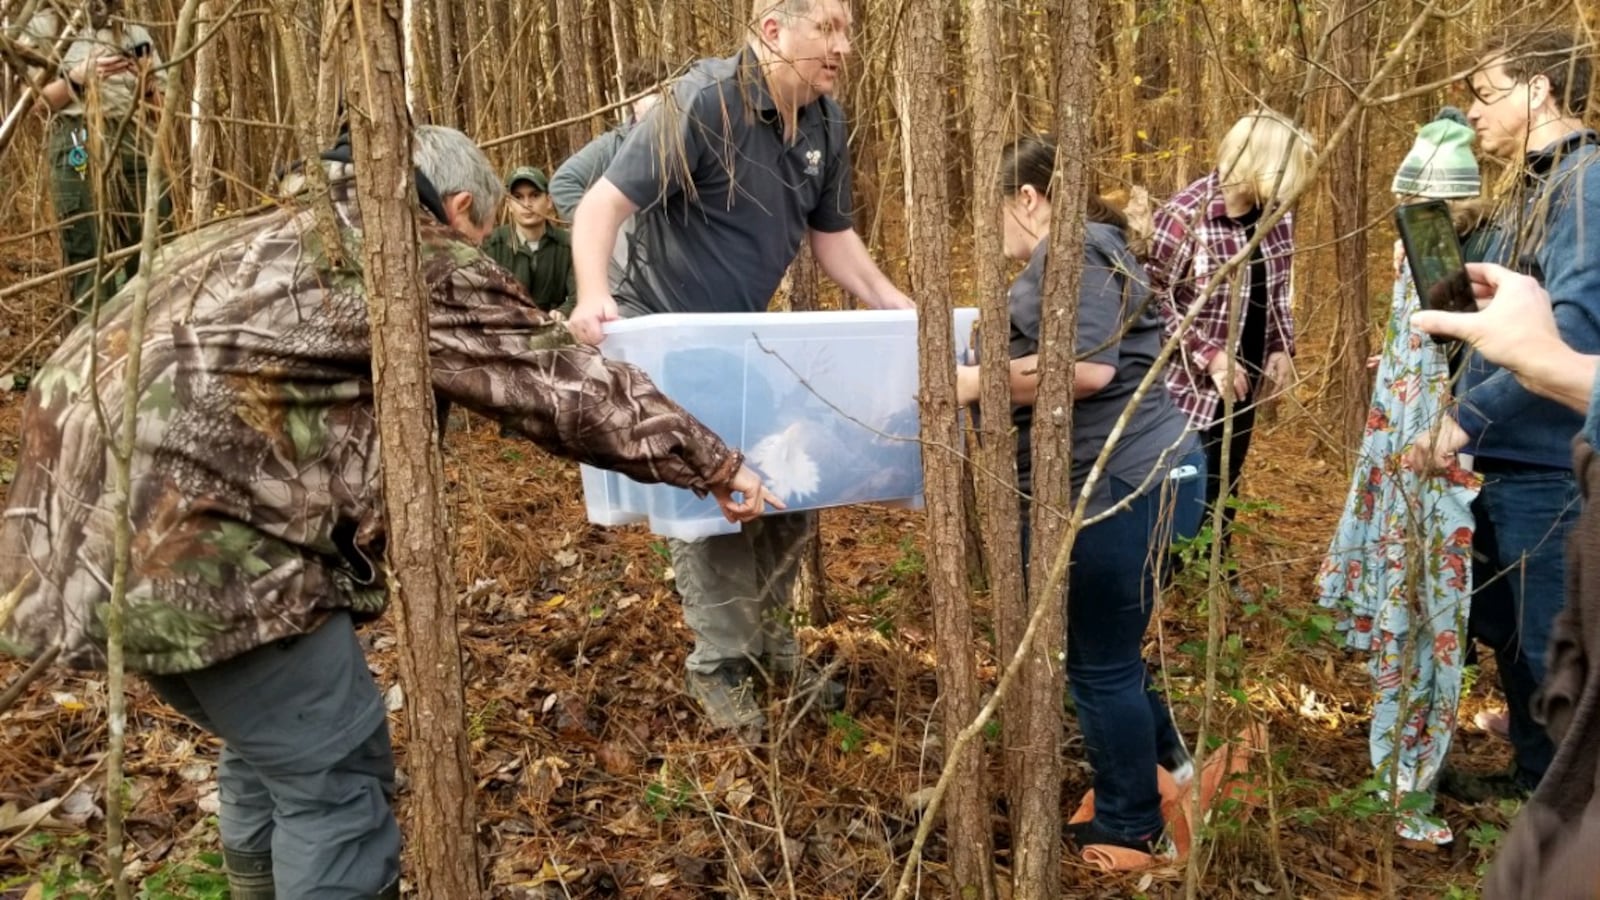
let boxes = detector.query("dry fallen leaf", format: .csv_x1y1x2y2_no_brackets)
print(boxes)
595,744,633,776
50,692,83,712
385,683,405,712
0,798,60,833
521,859,585,886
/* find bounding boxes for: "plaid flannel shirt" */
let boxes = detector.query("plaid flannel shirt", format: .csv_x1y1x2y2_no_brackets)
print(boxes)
1147,171,1298,430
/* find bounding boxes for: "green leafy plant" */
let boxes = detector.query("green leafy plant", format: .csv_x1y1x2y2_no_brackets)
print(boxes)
828,711,867,753
643,777,695,822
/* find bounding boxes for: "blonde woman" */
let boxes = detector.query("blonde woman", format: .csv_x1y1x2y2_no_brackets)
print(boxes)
1147,110,1313,583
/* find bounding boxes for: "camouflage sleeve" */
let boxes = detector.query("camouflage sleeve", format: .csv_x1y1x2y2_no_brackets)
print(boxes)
426,252,742,494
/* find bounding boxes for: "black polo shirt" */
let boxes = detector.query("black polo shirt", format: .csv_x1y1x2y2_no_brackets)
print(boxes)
602,48,854,314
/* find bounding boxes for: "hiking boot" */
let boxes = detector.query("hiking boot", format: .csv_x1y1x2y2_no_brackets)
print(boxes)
686,662,766,738
222,847,275,900
1437,766,1537,804
765,653,846,712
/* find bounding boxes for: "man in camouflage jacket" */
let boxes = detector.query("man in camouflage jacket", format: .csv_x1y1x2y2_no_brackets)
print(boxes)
0,125,775,899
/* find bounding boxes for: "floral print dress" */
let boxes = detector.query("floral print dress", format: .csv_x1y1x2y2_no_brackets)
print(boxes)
1315,263,1481,845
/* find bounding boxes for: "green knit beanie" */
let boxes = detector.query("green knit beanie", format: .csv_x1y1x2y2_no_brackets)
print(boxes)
1392,107,1481,198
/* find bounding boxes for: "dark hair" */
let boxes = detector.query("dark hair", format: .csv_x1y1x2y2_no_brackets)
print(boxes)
998,135,1128,233
1477,29,1592,115
621,59,668,96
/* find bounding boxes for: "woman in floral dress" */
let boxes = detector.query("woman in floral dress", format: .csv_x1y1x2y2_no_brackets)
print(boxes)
1316,108,1485,844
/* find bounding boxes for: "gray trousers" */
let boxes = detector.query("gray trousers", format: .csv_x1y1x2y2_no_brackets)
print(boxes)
673,511,814,674
146,611,400,899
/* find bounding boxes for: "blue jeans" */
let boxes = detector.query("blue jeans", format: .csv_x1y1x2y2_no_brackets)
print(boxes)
1024,449,1207,841
1469,465,1581,782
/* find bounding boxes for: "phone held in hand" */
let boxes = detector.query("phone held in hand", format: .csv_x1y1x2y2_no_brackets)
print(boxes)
128,42,151,59
1394,200,1474,328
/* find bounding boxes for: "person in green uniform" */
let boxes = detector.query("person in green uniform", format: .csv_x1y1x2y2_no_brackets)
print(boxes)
481,166,576,317
23,0,172,320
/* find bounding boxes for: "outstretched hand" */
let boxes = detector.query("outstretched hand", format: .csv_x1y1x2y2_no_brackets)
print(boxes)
710,463,786,524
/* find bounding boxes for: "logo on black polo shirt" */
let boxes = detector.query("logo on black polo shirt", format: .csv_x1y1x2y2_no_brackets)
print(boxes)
804,150,822,177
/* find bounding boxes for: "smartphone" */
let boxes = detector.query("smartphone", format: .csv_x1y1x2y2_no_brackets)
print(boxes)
1394,200,1474,317
129,42,151,59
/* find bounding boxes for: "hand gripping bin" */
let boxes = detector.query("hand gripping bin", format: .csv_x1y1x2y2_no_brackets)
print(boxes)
580,308,981,539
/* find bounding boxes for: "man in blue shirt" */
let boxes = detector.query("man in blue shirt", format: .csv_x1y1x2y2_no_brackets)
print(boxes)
1409,29,1599,800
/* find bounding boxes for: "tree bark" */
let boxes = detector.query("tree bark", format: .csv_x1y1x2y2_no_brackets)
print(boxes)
1014,0,1098,895
343,0,481,894
1323,0,1371,455
898,3,996,897
773,244,831,627
607,0,634,93
189,0,221,222
555,0,595,154
314,0,344,140
964,0,1025,845
429,0,457,125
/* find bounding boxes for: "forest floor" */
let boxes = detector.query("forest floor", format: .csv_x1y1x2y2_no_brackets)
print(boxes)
0,249,1522,899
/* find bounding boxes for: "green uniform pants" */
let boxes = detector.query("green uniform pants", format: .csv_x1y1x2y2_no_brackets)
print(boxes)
47,116,172,320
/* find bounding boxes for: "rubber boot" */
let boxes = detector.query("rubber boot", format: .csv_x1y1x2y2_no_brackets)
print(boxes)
222,847,275,899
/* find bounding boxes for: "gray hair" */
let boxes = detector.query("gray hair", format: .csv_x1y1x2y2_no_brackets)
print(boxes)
750,0,813,27
414,125,503,228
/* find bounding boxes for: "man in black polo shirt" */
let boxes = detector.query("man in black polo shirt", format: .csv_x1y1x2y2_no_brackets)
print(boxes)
569,0,913,740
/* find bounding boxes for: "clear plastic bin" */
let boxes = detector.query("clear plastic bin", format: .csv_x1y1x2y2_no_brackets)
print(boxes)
580,307,980,539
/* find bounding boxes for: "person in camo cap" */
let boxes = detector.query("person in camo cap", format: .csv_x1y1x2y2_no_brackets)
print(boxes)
0,125,778,899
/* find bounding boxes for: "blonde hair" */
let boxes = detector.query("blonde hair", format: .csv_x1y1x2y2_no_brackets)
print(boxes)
1216,110,1315,206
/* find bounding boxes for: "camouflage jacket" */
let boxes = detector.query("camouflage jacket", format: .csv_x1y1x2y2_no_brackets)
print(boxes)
0,168,741,674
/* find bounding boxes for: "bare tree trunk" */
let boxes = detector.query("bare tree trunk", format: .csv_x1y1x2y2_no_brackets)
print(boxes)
189,0,222,222
429,0,457,125
457,0,480,131
964,0,1025,842
606,0,633,94
343,0,480,894
581,0,606,128
1014,1,1098,895
1323,0,1371,455
273,0,346,266
225,19,252,206
773,244,831,627
555,0,595,154
1172,0,1204,188
314,0,344,140
898,2,996,897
